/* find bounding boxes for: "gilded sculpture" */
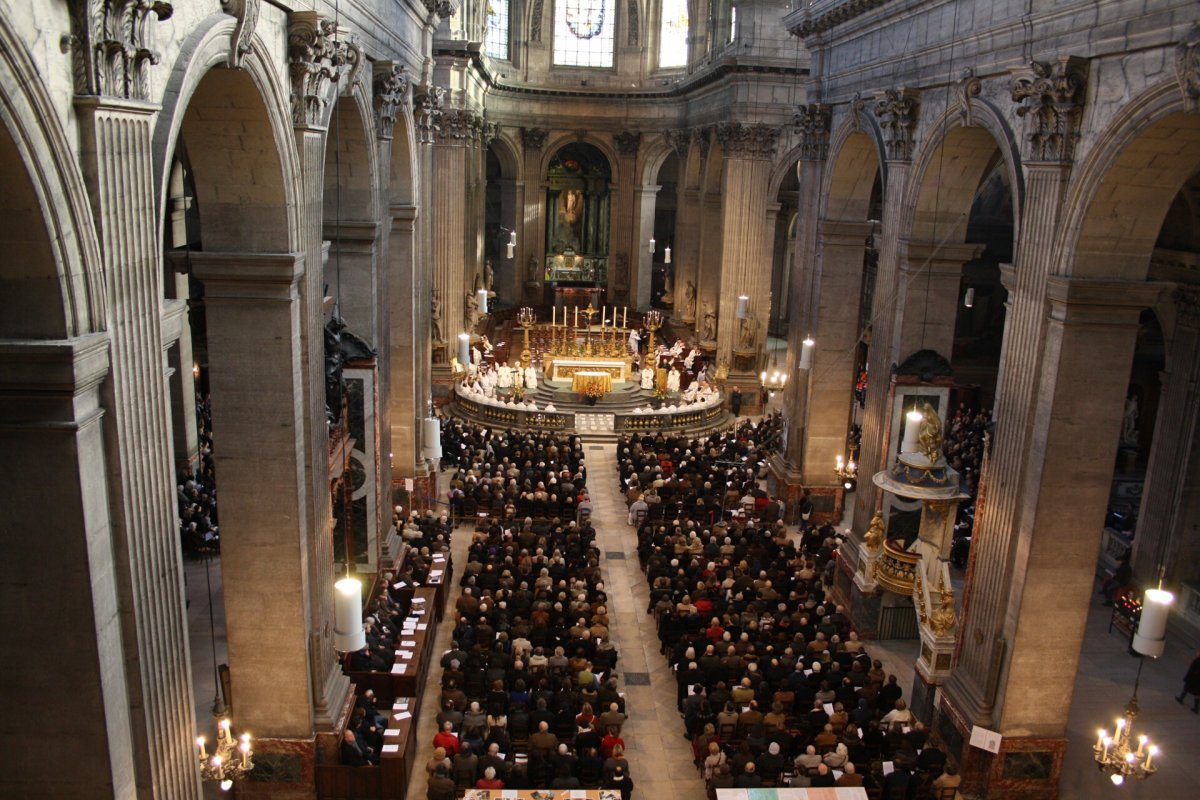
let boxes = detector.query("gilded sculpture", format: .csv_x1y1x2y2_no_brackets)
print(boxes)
864,512,885,552
929,579,957,636
917,402,944,464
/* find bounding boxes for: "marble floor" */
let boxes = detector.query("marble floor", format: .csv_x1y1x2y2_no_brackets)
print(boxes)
179,439,1200,800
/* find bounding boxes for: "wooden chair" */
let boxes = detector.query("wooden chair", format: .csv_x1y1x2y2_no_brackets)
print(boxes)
932,786,960,800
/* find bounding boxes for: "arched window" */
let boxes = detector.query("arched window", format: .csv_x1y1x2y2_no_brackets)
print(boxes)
485,0,510,60
659,0,689,68
554,0,616,68
729,3,737,44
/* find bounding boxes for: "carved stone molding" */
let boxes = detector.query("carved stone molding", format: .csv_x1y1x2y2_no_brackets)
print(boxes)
872,88,919,162
521,126,549,151
793,104,831,161
693,125,714,160
787,0,891,39
421,0,453,19
956,67,982,127
613,130,641,157
715,123,781,159
1177,24,1200,114
483,121,501,145
63,0,175,101
287,12,362,128
663,128,692,159
628,0,640,46
221,0,259,69
435,108,482,144
373,63,410,140
1176,284,1200,328
413,85,445,145
1010,56,1089,163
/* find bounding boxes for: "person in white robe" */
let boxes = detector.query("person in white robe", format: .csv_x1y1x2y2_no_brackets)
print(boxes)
524,365,538,390
512,363,525,389
641,366,655,390
666,368,681,393
496,364,514,389
627,328,640,354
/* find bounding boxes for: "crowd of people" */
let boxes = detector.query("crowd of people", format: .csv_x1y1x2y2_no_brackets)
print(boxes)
440,422,590,524
943,406,991,570
422,427,635,798
178,393,219,555
621,426,961,799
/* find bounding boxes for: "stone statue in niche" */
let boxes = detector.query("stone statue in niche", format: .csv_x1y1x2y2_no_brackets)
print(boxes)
917,402,944,464
557,188,585,250
430,288,444,343
701,302,717,343
737,316,758,351
527,255,540,283
464,290,478,330
682,280,696,320
1121,394,1139,447
483,259,496,299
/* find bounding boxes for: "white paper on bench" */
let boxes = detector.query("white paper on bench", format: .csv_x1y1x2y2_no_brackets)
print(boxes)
417,623,428,630
412,597,426,604
399,650,414,659
384,728,400,736
882,760,894,775
392,581,406,589
391,663,407,674
395,711,412,720
401,640,418,646
382,744,399,753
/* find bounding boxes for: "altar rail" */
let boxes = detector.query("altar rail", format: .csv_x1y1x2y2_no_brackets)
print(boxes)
451,388,731,435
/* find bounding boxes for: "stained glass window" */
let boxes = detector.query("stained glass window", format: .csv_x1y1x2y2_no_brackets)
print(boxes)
554,0,616,68
485,0,510,60
729,4,737,44
659,0,689,68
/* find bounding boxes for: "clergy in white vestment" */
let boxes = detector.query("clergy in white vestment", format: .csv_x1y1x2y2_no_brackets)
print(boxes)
627,328,640,354
496,364,514,389
666,368,681,393
640,366,655,390
524,365,538,390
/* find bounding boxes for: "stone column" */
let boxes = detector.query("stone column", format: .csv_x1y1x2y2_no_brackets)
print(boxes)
0,336,148,798
520,127,550,304
431,104,471,343
1132,287,1200,585
664,129,696,316
633,184,659,309
714,123,779,364
325,221,382,347
897,241,982,361
389,203,421,477
852,90,919,534
191,252,327,768
75,91,200,797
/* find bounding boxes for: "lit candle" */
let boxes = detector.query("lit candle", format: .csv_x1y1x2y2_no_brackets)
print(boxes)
575,307,579,327
197,736,207,760
220,719,231,743
240,740,250,768
458,333,470,366
1096,729,1106,749
1115,718,1125,735
1102,736,1112,760
623,307,627,327
1145,745,1158,770
1137,735,1147,756
553,306,557,326
837,455,845,471
902,409,923,453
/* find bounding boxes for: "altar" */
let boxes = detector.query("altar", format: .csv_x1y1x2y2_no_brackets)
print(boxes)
545,356,632,382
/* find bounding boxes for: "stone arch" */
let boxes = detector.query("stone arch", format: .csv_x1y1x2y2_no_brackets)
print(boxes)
823,120,884,223
0,18,102,338
903,105,1023,246
154,22,302,252
1062,81,1200,282
388,106,418,207
324,83,380,224
540,132,621,186
768,144,805,198
640,136,677,185
488,131,523,180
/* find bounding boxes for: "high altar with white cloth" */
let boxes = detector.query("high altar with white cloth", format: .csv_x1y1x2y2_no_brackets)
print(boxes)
544,356,632,382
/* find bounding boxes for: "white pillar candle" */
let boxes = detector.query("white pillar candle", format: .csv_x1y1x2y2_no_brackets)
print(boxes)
649,237,655,253
477,288,488,315
333,577,366,653
423,417,442,460
902,409,923,454
799,336,815,370
665,245,672,264
1132,587,1175,657
737,296,749,319
458,333,470,366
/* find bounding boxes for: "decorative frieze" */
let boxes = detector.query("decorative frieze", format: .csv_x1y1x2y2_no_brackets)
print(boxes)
1177,24,1200,114
221,0,259,69
613,130,641,157
287,12,362,128
956,67,982,127
521,126,549,151
694,125,713,160
413,85,445,144
793,104,831,161
849,91,868,132
373,63,410,140
715,122,780,159
421,0,453,19
787,0,891,39
436,108,479,144
872,88,919,162
63,0,175,101
628,0,640,46
1010,56,1089,163
531,0,545,42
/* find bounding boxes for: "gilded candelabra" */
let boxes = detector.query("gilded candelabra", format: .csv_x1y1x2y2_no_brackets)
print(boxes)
1094,658,1161,785
644,310,663,354
582,306,600,355
516,307,535,367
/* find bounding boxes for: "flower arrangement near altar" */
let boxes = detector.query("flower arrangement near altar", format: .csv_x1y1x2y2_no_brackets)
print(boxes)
579,377,606,404
511,383,524,402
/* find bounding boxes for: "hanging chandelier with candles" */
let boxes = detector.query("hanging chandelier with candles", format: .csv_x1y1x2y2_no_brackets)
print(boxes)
197,719,254,791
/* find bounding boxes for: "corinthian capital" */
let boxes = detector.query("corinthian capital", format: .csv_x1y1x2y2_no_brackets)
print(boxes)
872,88,919,162
792,104,831,162
1010,56,1089,163
715,123,781,160
63,0,174,101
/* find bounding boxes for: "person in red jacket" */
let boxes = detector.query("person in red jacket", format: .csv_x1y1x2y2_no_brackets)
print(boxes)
475,766,504,789
432,721,460,757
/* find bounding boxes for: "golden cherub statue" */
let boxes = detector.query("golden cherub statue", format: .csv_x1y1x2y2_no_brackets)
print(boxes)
864,512,885,552
929,581,957,636
917,402,944,464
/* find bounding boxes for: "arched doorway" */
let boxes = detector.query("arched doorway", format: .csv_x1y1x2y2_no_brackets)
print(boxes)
543,142,612,307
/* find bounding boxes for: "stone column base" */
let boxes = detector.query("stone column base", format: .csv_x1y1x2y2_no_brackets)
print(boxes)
910,662,939,724
765,455,845,525
933,689,1068,800
831,555,883,639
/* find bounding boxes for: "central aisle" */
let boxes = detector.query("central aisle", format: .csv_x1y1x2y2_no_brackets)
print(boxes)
581,440,708,800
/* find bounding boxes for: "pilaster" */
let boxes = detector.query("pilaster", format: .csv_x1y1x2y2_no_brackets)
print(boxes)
897,240,982,361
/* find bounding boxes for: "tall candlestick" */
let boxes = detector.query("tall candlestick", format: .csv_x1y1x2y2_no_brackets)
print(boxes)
553,306,556,326
623,307,627,327
197,736,207,759
575,307,579,327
